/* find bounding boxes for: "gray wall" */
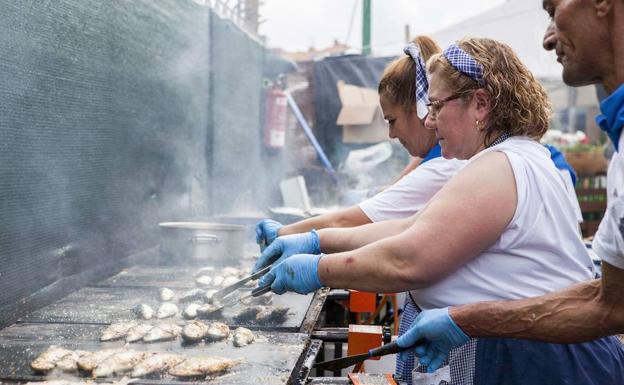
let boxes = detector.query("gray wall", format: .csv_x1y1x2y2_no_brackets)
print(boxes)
0,1,269,326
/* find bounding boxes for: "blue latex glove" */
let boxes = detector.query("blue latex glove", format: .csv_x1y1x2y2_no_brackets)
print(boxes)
258,254,323,295
255,219,283,250
396,307,469,373
252,230,320,273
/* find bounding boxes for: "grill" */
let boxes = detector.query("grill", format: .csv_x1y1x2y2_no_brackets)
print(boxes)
0,248,328,384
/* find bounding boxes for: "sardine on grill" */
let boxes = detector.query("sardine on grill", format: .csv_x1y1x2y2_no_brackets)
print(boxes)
130,352,185,378
196,303,223,319
221,276,239,287
194,266,215,277
125,323,155,343
133,304,155,320
179,288,205,303
92,351,147,377
159,288,175,302
203,289,218,304
142,323,182,343
30,345,74,372
100,321,139,342
205,322,230,342
212,275,225,287
181,320,210,343
221,267,239,277
183,303,201,319
232,327,255,347
156,302,178,319
168,356,243,378
77,349,121,372
195,275,212,287
54,350,87,373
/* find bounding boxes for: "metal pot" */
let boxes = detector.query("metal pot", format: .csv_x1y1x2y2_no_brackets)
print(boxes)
158,222,245,265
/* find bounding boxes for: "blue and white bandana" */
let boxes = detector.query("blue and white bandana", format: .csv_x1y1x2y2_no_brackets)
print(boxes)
443,43,485,85
403,42,430,119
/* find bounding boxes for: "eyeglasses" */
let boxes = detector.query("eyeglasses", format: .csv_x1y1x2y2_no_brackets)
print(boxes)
425,94,464,119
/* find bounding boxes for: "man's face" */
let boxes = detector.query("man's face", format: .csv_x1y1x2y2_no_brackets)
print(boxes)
542,0,609,87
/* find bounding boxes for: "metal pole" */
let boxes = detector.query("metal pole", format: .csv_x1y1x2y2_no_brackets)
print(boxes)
362,0,371,55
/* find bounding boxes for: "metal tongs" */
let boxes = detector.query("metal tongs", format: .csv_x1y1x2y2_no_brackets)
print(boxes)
313,339,425,371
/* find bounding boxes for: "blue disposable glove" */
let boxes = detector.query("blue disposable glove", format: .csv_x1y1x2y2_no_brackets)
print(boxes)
258,253,323,295
252,230,320,273
395,307,469,373
255,219,283,250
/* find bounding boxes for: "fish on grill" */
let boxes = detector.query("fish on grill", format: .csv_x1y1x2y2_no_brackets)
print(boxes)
221,267,239,277
125,323,155,343
181,320,210,343
159,288,175,302
92,351,147,377
196,303,222,319
100,321,139,341
156,303,178,319
232,327,255,347
168,356,243,378
212,275,225,287
194,266,215,277
130,352,185,378
142,323,182,343
77,349,121,372
256,306,289,325
205,322,230,342
133,304,154,320
179,288,205,303
195,275,212,287
30,345,74,372
203,289,218,304
54,350,87,373
221,276,239,287
183,303,201,319
240,293,273,306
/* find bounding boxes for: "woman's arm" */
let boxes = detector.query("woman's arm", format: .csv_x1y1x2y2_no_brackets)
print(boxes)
278,206,372,236
449,261,624,342
318,152,518,292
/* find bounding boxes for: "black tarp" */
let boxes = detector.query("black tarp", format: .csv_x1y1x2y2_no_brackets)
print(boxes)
313,55,396,166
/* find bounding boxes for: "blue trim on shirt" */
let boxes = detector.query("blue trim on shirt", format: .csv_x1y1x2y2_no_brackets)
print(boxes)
421,143,442,164
544,144,577,186
596,84,624,151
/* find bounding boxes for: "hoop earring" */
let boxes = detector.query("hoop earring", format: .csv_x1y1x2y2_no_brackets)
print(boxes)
475,119,481,130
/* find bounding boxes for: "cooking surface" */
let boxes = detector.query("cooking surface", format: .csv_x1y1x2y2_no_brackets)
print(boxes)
0,322,309,384
20,286,315,332
95,265,201,289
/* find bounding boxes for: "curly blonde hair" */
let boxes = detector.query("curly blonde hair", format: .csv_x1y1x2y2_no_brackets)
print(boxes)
378,35,441,110
427,38,551,145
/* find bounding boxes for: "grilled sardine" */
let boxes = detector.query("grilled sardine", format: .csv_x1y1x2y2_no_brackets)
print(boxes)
92,351,147,377
169,356,242,378
159,288,175,302
100,321,139,341
133,304,154,320
30,345,73,372
205,322,230,342
125,323,154,343
156,303,178,319
130,352,184,378
142,323,182,343
232,327,255,347
182,320,210,343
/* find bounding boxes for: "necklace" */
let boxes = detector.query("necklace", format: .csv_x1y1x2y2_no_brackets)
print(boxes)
487,132,511,148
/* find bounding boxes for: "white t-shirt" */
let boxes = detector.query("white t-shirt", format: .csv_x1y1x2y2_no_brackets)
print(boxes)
592,134,624,269
358,157,466,222
411,137,594,310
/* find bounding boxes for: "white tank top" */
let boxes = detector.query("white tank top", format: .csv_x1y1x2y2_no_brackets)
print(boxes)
411,136,594,310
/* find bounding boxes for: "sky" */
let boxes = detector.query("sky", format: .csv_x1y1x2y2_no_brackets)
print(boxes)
258,0,508,56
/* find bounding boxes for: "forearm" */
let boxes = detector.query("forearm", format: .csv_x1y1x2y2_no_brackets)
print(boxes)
279,206,371,236
317,215,416,253
451,262,624,342
317,232,436,292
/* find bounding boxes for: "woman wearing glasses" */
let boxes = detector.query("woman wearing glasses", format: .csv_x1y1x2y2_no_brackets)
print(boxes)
258,38,623,384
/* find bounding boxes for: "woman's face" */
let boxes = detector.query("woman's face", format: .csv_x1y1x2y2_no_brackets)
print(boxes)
379,93,437,158
424,71,486,160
